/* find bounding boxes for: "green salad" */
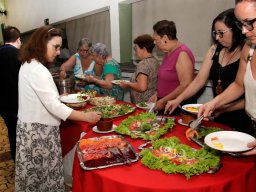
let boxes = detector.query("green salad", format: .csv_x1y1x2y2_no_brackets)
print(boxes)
196,126,223,139
137,102,148,108
140,137,220,179
115,112,175,140
84,104,135,118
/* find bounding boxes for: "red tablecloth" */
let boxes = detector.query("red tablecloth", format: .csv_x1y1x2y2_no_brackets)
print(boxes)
60,107,256,192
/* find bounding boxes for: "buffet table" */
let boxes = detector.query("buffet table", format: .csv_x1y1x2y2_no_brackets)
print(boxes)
60,106,256,192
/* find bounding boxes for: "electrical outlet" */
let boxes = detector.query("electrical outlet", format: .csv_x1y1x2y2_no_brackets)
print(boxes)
44,18,49,25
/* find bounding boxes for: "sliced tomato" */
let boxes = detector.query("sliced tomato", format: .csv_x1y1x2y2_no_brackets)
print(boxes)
171,158,182,165
185,159,198,165
185,128,199,141
129,121,138,130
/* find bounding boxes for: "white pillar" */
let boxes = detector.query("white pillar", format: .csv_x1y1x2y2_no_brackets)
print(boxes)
109,0,120,62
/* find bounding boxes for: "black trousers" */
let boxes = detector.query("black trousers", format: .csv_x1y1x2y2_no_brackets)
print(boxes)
0,110,17,161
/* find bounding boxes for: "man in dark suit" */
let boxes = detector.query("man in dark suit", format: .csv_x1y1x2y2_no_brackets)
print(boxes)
0,26,22,161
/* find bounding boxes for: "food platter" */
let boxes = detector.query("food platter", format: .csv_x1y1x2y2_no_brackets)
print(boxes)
78,90,97,98
76,135,139,170
84,104,136,118
92,124,117,134
140,137,220,179
89,96,116,106
112,80,130,85
182,104,202,114
204,131,255,152
60,93,90,104
136,102,150,110
115,112,175,140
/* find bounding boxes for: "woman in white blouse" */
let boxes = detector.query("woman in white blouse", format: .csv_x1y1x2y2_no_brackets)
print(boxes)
15,26,101,191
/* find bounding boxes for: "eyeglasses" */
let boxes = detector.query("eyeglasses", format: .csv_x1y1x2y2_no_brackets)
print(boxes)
212,28,232,38
78,48,89,53
235,18,256,31
50,43,61,51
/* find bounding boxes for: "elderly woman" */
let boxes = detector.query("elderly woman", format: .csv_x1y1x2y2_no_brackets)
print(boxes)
199,0,256,155
165,9,254,136
87,43,124,100
15,26,101,191
149,20,195,114
59,38,101,92
119,34,160,103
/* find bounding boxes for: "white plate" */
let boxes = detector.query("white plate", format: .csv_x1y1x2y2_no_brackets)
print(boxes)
177,119,189,126
60,94,89,104
182,104,202,114
136,102,150,110
112,80,130,85
75,74,86,80
204,131,255,152
92,124,117,134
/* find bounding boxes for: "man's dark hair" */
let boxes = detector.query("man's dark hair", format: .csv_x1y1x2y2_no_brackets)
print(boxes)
3,26,20,43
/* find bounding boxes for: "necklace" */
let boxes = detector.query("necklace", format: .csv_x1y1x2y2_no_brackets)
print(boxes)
215,48,239,95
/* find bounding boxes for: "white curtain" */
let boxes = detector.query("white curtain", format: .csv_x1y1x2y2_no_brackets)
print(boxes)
132,0,235,60
65,10,111,55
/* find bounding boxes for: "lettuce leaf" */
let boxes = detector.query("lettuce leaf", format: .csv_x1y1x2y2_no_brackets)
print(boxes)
196,126,223,139
115,112,175,140
140,136,220,179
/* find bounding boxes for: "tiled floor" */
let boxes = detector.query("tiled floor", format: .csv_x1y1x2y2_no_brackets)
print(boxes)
0,117,15,192
0,117,72,192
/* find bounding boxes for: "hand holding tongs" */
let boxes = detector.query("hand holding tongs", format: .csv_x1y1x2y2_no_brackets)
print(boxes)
189,115,204,130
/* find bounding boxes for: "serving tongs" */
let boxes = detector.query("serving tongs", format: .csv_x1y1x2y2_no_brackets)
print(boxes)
138,141,152,150
109,148,131,165
147,102,156,113
189,115,204,130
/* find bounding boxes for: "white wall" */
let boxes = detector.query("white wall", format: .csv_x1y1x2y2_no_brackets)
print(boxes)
2,0,236,63
4,0,112,32
3,0,124,61
132,0,235,62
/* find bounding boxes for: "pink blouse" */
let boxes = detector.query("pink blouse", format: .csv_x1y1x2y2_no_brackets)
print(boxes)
157,44,195,98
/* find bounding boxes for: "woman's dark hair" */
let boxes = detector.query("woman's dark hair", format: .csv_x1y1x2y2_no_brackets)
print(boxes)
19,26,62,66
3,26,20,43
153,20,177,40
211,8,245,52
133,34,155,53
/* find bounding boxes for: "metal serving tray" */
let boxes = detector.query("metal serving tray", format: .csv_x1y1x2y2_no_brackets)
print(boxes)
77,135,139,170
